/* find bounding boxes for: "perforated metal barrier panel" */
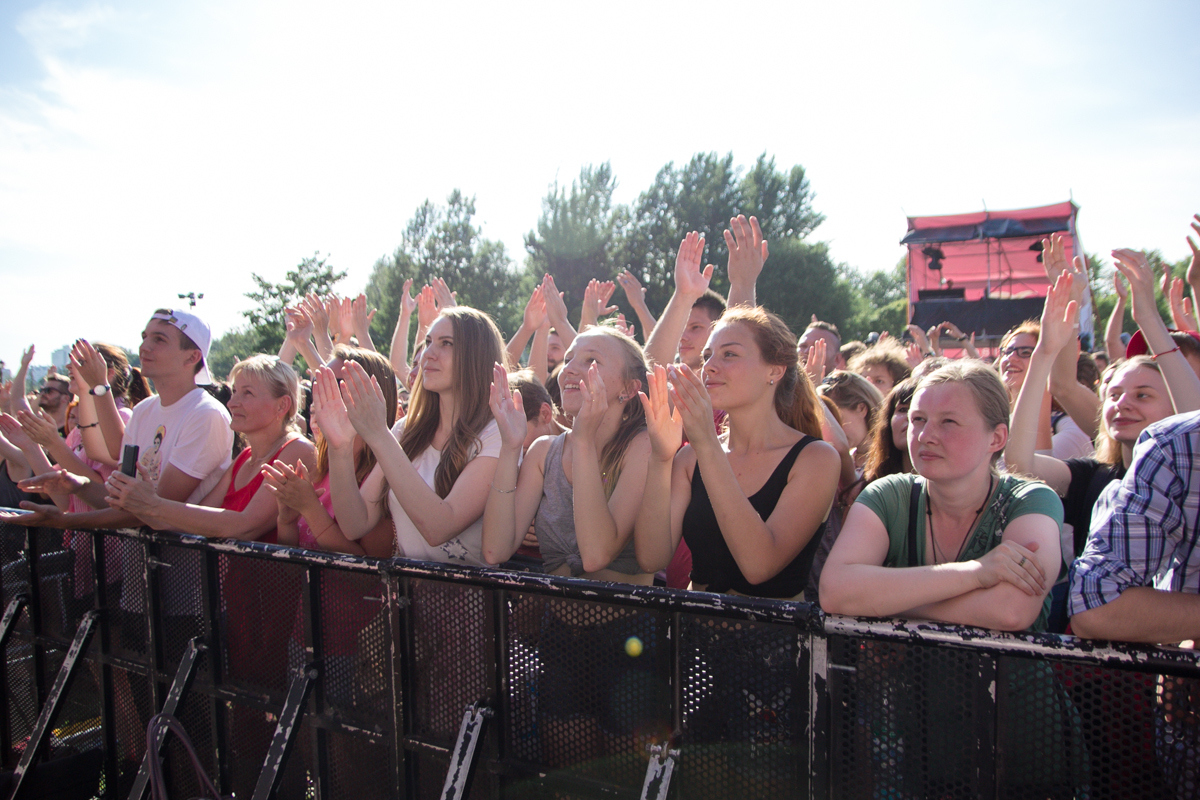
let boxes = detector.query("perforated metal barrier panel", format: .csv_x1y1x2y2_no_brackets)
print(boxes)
2,522,1198,800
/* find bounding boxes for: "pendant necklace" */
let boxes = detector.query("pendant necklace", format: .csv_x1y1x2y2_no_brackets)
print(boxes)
927,475,994,565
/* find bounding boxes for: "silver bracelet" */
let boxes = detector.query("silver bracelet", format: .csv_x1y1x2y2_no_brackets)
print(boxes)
491,484,517,494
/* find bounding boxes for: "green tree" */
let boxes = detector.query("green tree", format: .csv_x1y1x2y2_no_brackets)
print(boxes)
365,191,524,347
208,253,345,379
755,239,858,338
614,152,824,317
524,164,623,321
844,258,909,341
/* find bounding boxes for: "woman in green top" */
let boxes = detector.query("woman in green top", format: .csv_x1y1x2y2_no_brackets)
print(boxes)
821,359,1062,632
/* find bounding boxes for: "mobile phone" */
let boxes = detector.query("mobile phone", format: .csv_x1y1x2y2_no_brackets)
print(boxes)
3,509,37,517
121,445,139,478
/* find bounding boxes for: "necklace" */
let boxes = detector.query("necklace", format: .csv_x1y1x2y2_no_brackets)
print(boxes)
926,475,994,565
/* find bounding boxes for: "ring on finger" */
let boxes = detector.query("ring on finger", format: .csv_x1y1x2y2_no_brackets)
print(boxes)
1018,556,1027,567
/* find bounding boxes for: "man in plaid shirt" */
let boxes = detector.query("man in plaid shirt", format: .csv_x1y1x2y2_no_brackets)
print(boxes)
1069,410,1200,643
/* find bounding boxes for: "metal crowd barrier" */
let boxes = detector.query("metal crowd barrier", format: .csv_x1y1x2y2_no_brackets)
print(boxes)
2,522,1198,800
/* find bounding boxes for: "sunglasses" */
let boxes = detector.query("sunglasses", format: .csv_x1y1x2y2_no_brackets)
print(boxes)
39,386,64,395
1001,346,1034,359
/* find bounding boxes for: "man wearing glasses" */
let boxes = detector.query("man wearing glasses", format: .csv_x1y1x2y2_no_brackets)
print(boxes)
37,375,73,436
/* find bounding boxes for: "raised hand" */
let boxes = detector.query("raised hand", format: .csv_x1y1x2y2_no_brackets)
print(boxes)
906,324,931,355
1169,277,1199,332
1187,213,1200,291
940,321,968,342
638,364,683,461
337,296,357,343
1043,233,1087,306
415,284,439,332
580,279,619,328
19,345,34,371
70,340,108,388
399,279,417,317
310,366,357,450
572,364,609,441
522,285,547,331
611,313,636,339
1112,248,1164,327
301,293,331,336
667,363,717,446
488,362,528,450
674,232,713,299
616,269,647,304
16,409,61,449
905,342,925,368
0,413,35,450
431,277,457,310
325,295,347,344
803,337,827,384
338,359,390,441
1038,272,1081,357
284,306,314,344
725,215,768,292
541,274,570,327
1113,272,1128,303
926,324,943,355
0,382,11,410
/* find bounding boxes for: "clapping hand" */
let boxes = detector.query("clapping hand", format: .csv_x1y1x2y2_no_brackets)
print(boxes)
725,215,768,296
338,360,391,442
571,364,609,441
70,340,108,389
667,364,717,448
262,459,321,524
638,364,682,462
488,362,528,451
674,232,713,299
310,366,357,450
1038,272,1080,357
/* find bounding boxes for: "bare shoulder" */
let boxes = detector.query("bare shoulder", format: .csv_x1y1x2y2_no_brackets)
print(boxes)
790,437,840,476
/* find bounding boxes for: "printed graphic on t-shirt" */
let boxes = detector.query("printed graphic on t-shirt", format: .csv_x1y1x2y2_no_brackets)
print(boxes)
440,539,469,562
141,425,166,484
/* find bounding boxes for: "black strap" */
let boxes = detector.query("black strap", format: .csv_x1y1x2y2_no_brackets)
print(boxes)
906,478,923,568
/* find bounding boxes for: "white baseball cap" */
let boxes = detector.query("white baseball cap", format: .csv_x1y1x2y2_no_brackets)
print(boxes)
151,308,213,385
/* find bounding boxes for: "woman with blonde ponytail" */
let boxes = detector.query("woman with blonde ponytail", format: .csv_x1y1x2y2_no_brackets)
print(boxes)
634,306,841,597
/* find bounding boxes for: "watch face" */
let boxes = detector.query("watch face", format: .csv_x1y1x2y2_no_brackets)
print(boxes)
92,385,109,396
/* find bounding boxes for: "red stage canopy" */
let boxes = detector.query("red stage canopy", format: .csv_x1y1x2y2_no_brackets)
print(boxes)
902,201,1093,344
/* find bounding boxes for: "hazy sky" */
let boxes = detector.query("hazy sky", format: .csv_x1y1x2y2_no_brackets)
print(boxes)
1,0,1197,368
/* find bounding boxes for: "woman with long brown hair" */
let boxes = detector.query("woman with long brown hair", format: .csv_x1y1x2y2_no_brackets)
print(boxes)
320,306,506,564
635,306,841,598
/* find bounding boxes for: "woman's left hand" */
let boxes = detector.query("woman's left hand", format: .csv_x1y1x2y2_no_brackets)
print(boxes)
105,469,162,520
973,540,1046,596
668,364,717,447
16,409,61,449
339,359,391,441
262,459,320,514
572,364,608,440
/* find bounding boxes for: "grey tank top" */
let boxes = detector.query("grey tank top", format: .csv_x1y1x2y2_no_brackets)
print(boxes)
534,433,643,577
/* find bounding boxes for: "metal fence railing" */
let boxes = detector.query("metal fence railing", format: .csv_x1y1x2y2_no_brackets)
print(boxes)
2,522,1198,800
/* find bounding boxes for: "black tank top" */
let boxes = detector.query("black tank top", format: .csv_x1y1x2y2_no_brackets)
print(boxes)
682,436,825,598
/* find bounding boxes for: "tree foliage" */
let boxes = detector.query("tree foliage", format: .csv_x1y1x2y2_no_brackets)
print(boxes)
365,191,524,348
208,253,345,380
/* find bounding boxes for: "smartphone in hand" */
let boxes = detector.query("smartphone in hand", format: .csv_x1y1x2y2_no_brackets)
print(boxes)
121,445,139,478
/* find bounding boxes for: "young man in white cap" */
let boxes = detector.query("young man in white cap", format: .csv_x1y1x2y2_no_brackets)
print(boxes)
3,307,233,528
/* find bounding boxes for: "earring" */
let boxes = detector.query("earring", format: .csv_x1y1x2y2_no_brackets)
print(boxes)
769,379,774,385
617,394,628,403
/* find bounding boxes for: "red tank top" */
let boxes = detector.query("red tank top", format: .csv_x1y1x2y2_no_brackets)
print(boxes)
221,439,295,544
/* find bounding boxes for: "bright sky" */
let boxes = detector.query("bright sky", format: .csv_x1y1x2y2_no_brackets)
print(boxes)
1,0,1197,370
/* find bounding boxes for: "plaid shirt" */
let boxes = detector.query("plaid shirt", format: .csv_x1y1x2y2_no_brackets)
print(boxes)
1068,410,1200,615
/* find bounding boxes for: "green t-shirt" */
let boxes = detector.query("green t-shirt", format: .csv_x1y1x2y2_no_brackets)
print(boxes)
855,472,1064,631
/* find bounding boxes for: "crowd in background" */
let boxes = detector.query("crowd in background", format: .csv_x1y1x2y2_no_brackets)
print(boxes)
1,213,1199,790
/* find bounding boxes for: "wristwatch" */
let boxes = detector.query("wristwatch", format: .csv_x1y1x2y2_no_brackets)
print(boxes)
89,385,110,397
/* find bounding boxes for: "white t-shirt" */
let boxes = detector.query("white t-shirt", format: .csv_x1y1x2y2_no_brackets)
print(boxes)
1051,412,1095,461
387,417,500,567
123,388,233,503
120,387,233,614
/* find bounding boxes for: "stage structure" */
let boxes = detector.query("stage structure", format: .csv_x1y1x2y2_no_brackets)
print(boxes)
902,201,1094,351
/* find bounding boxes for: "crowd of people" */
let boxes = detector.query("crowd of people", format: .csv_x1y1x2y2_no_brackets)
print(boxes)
1,213,1199,787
